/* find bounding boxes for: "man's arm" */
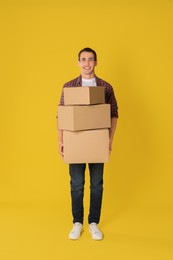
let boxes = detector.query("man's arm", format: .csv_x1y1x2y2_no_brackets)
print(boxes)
57,86,64,159
109,117,118,152
58,129,64,159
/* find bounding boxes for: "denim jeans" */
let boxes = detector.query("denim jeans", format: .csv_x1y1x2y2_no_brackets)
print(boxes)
69,163,104,224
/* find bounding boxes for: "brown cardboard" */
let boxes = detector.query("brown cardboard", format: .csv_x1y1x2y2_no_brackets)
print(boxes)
64,86,105,105
58,104,110,131
63,129,109,163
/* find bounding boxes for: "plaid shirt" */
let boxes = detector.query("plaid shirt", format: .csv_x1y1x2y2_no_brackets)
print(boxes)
59,74,118,118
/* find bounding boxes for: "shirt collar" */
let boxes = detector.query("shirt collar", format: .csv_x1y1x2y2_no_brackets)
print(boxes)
77,74,100,86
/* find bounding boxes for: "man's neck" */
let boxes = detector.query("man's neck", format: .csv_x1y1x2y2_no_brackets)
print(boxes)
81,73,95,79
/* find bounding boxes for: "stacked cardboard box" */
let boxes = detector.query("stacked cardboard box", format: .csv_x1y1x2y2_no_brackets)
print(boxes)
58,86,110,163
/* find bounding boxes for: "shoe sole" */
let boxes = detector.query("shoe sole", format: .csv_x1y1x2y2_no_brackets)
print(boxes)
89,228,103,240
69,229,83,240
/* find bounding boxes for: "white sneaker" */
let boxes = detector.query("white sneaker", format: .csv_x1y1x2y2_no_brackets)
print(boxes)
89,223,103,240
69,222,83,240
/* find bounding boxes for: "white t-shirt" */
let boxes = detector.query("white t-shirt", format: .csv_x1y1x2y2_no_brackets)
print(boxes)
82,77,97,87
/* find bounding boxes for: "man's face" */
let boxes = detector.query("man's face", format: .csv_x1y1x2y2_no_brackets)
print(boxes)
78,51,97,77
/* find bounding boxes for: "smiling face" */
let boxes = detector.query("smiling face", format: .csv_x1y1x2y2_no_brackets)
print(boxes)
78,51,97,79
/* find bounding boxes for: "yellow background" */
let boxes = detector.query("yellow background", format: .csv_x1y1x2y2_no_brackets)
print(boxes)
0,0,173,259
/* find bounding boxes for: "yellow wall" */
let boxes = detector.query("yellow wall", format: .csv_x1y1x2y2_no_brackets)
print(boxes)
0,0,173,259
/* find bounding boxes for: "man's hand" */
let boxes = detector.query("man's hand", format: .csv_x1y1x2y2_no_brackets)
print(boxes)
109,139,112,154
58,141,64,159
109,117,117,155
58,129,64,159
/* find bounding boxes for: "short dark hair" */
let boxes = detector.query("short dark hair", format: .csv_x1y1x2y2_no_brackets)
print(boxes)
78,47,97,61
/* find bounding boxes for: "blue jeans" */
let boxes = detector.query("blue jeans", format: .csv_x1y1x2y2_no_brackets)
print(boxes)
69,163,104,224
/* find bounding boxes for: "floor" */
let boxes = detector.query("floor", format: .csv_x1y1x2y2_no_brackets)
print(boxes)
0,201,172,260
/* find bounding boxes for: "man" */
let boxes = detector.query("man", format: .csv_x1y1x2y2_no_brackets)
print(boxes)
58,47,118,240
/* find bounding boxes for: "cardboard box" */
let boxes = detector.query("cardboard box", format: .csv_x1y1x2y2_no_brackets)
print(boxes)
58,104,110,131
63,129,109,163
64,86,105,105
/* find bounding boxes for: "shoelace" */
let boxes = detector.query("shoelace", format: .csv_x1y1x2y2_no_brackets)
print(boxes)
90,224,101,234
72,223,81,232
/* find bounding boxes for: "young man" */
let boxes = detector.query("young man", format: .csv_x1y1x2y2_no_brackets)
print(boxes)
58,47,118,240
